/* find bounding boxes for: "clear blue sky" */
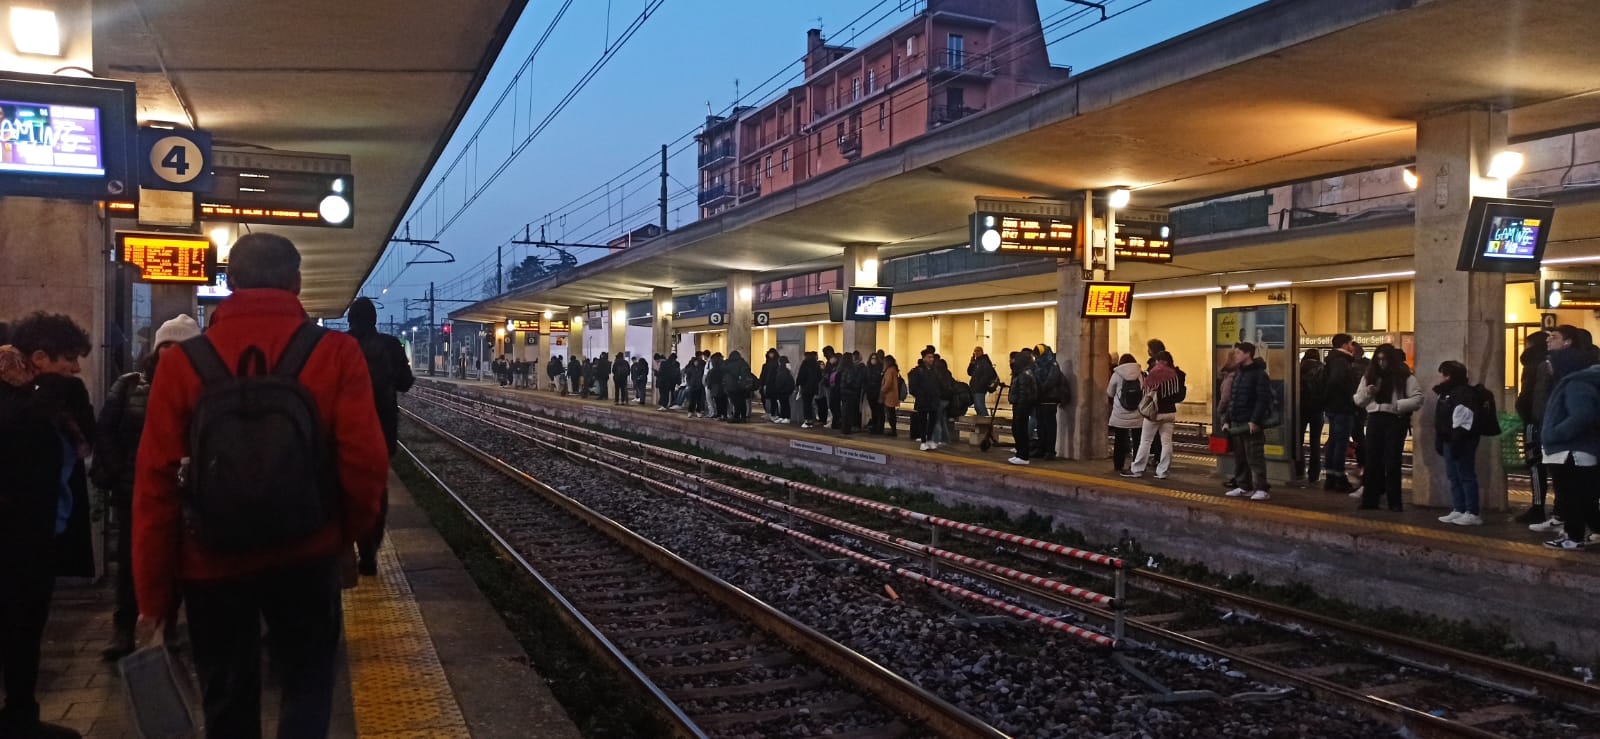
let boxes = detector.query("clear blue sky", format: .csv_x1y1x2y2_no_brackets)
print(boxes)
365,0,1261,324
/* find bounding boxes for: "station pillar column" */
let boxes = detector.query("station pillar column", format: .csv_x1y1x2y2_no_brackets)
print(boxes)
652,287,674,359
727,273,753,360
567,308,586,360
537,318,553,390
608,298,627,357
842,244,880,358
0,199,107,404
1412,107,1508,511
1060,267,1111,461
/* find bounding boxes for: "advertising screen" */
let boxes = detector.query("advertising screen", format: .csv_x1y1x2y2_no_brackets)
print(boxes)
1457,197,1555,274
0,100,104,176
845,287,893,321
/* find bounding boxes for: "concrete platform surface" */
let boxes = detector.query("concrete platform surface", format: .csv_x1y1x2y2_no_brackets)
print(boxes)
28,472,580,739
426,378,1600,663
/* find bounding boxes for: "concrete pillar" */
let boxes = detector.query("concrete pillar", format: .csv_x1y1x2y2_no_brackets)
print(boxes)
983,311,1004,357
537,319,552,390
652,286,674,360
726,272,753,360
1412,107,1509,511
1060,266,1111,461
607,298,627,357
567,308,586,359
841,244,880,357
0,199,106,404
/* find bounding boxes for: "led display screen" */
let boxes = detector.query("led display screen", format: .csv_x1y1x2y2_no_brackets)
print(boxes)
0,100,104,176
117,232,214,284
1457,197,1555,274
845,287,894,321
197,273,232,300
1081,282,1135,319
0,72,135,201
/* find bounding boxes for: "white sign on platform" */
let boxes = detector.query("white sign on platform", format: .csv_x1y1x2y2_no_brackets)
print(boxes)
790,439,834,455
834,446,887,465
585,405,611,415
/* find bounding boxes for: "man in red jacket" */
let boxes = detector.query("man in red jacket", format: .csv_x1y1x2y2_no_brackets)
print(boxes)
134,233,387,739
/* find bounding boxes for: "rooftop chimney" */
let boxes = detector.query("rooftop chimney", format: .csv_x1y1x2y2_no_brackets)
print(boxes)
807,28,823,52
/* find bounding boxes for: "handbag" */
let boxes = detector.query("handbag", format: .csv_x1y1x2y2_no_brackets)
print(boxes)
1137,390,1160,421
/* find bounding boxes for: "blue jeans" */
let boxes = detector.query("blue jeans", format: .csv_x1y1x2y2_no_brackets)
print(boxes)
1323,412,1354,481
1444,437,1480,515
974,391,990,417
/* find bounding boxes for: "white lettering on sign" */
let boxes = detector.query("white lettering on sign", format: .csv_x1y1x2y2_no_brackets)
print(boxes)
834,446,887,465
789,439,834,455
585,405,611,415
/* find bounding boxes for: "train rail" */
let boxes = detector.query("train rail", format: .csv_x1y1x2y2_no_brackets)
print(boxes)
408,384,1599,738
399,408,1002,738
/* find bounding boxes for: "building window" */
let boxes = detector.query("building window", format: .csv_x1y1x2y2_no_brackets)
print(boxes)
866,69,876,92
1343,288,1388,332
947,34,964,69
878,103,886,131
781,148,789,172
852,77,860,101
906,35,916,58
765,155,773,178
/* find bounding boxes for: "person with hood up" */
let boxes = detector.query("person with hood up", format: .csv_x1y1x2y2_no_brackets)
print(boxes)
345,298,415,575
1007,351,1039,466
1513,332,1550,523
880,355,902,437
1223,342,1274,501
722,350,752,422
1032,344,1067,460
1530,325,1599,536
796,351,821,428
611,354,630,405
1107,354,1145,474
682,354,706,417
656,353,681,410
566,354,584,398
1126,351,1186,479
549,355,566,394
759,349,781,420
1353,344,1423,512
706,353,727,419
1539,359,1600,550
967,347,998,418
630,356,649,404
837,353,864,434
1321,334,1361,492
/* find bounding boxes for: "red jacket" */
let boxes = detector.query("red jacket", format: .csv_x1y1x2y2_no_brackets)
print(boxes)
134,289,388,618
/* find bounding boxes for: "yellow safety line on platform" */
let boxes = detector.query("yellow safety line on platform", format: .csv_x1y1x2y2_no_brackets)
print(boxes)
342,543,472,739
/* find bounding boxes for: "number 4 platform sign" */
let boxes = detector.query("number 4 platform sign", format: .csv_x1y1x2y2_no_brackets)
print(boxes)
139,128,214,193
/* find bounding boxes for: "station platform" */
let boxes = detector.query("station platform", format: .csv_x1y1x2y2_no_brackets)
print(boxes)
31,472,580,739
423,377,1600,664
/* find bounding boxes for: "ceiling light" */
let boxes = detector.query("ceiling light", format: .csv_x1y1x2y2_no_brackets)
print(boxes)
543,310,553,319
1486,151,1524,180
10,7,61,56
738,286,753,301
506,319,515,332
661,300,675,314
894,300,1057,319
1402,167,1419,190
1107,188,1131,209
319,194,351,225
1299,270,1415,284
209,227,231,246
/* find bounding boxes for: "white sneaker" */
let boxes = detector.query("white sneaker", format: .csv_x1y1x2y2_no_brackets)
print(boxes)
1589,533,1600,545
1154,473,1169,480
1225,488,1247,497
1249,490,1271,501
1437,511,1463,523
1348,486,1364,499
1451,513,1484,526
1008,457,1030,466
919,442,931,451
1529,516,1564,533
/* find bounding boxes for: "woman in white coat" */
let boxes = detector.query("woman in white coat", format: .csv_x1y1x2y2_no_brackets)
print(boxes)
1353,344,1423,511
1127,352,1187,479
1107,354,1145,473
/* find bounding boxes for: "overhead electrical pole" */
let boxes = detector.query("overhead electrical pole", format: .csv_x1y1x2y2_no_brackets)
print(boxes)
659,143,669,232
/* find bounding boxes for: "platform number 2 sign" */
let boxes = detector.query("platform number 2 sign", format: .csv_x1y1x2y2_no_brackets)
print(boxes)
139,128,214,193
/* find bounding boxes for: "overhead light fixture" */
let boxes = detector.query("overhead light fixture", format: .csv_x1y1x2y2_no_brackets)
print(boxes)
737,286,753,301
1107,188,1131,209
895,299,1058,319
1486,151,1524,180
209,227,231,247
319,194,351,225
10,7,61,56
1299,270,1415,285
1402,166,1419,190
495,327,506,338
661,300,675,314
542,310,553,319
506,319,515,332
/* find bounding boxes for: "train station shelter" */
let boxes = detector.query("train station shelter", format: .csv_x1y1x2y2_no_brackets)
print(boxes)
449,0,1600,510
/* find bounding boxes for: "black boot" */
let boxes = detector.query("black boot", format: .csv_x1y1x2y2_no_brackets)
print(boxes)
1514,504,1546,524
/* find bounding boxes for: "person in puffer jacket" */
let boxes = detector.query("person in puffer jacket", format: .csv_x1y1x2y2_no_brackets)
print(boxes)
1106,354,1144,473
1353,344,1422,512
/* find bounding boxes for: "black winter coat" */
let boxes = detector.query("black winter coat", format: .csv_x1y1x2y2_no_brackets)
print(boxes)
612,358,630,384
771,366,796,396
658,359,681,388
1322,351,1359,414
797,359,821,393
968,355,998,393
706,363,726,397
722,357,752,395
631,360,649,383
908,365,942,412
1228,357,1271,426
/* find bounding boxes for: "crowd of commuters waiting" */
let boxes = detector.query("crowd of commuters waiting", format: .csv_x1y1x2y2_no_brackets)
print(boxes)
1,234,411,738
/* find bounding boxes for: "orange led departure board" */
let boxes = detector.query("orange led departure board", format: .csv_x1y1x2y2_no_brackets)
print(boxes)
1081,281,1134,319
116,232,214,284
506,319,572,333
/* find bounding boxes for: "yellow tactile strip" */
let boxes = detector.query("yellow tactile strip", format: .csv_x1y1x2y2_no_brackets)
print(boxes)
342,543,472,739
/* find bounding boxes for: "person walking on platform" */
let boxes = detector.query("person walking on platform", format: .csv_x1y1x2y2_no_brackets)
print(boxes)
630,356,649,405
1433,361,1487,526
1296,348,1326,486
1127,351,1186,479
134,233,388,739
1223,342,1273,501
881,355,903,437
93,315,201,660
1007,352,1039,466
550,355,567,395
1354,345,1422,512
967,347,998,418
1,314,94,739
1321,334,1361,492
723,351,753,423
656,353,681,410
706,353,727,419
1540,360,1600,550
797,351,821,428
346,298,415,575
1108,354,1145,474
611,354,630,406
770,356,795,423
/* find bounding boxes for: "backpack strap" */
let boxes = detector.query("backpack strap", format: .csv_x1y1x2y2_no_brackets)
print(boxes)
179,336,231,387
274,323,327,380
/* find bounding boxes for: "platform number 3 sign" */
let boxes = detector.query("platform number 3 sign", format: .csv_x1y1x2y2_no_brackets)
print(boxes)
140,128,214,193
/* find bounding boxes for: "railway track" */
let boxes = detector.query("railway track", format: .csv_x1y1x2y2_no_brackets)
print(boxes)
399,409,1001,738
407,385,1600,738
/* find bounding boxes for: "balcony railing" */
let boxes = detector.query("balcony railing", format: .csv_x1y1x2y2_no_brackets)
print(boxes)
738,180,761,199
697,183,734,207
930,50,996,77
930,104,981,127
838,132,861,160
698,142,736,168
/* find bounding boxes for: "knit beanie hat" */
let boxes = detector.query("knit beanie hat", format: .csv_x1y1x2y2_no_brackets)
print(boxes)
153,314,201,347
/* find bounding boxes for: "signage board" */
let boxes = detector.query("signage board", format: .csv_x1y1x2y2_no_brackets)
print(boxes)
0,72,137,201
525,333,538,346
1540,277,1600,310
972,212,1079,256
1114,212,1173,263
116,232,213,284
754,311,770,327
708,312,726,326
200,148,353,228
139,127,213,192
1081,282,1134,318
1541,313,1559,331
508,319,539,331
507,319,573,333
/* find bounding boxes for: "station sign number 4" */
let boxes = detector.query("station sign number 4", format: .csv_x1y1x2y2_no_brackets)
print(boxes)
140,128,215,193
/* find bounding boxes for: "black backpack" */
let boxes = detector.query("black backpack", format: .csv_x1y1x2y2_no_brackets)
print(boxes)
1470,384,1502,437
1118,376,1143,412
948,381,974,418
179,324,335,553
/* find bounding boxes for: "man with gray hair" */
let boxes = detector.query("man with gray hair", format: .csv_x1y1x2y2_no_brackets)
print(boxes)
135,233,389,739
